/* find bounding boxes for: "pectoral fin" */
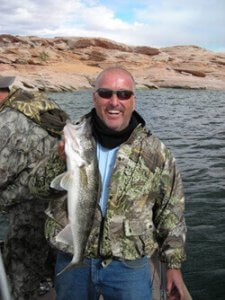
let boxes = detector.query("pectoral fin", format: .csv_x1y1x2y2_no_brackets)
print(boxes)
60,172,75,190
50,173,66,191
50,171,75,191
55,224,73,245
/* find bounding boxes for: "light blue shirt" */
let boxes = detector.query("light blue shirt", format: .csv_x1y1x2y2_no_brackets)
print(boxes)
96,143,119,216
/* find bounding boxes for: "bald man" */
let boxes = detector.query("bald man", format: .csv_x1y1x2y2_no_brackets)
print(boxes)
29,67,186,300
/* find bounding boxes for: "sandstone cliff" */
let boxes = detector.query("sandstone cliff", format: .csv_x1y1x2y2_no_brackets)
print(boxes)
0,34,225,91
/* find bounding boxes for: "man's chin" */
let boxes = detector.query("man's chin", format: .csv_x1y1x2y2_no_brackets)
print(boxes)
104,118,120,130
106,122,122,132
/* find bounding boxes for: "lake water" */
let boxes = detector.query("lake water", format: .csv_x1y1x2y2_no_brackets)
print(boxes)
1,88,225,299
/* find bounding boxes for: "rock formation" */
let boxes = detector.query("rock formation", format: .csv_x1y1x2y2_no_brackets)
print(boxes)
0,34,225,91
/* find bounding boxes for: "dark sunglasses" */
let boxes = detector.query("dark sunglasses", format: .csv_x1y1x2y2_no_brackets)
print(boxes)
96,88,134,100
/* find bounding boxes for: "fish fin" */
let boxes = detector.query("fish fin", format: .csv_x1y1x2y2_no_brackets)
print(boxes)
60,172,75,190
55,224,73,245
57,261,87,276
50,173,67,190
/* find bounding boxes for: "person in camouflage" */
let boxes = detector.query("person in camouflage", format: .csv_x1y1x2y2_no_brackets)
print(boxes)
29,67,187,300
0,76,68,299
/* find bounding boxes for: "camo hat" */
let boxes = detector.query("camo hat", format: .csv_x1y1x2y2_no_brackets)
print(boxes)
0,76,16,89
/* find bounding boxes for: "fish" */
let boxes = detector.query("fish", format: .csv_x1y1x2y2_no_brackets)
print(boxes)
50,120,98,275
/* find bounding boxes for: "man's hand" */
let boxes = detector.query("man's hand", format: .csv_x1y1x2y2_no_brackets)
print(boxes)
58,140,66,161
166,269,185,300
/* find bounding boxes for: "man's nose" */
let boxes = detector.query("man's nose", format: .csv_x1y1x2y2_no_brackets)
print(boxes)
109,93,119,106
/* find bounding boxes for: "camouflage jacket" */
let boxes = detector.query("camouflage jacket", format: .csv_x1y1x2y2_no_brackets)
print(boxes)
29,114,186,269
0,87,67,210
0,88,68,296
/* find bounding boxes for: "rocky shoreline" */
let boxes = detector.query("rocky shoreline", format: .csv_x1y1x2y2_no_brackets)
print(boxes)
0,34,225,91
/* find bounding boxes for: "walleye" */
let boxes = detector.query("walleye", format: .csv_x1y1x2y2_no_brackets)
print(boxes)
50,120,98,275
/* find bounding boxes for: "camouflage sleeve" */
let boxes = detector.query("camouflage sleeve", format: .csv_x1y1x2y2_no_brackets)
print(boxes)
28,149,66,198
153,146,187,269
0,108,57,211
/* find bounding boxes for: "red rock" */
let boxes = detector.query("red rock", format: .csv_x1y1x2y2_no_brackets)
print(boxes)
0,34,224,91
134,46,160,56
174,68,206,77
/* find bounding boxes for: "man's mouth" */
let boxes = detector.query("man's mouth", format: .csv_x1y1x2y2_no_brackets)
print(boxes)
107,110,121,115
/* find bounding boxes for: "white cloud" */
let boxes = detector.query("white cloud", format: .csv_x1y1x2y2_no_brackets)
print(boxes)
0,0,224,51
0,0,82,33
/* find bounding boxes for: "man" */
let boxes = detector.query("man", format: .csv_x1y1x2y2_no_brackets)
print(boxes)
0,76,68,299
29,67,187,300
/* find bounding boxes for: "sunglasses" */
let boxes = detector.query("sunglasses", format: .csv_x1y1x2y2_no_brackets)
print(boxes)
96,88,134,100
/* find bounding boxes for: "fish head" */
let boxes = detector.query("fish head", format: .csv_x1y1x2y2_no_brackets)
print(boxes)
63,121,88,167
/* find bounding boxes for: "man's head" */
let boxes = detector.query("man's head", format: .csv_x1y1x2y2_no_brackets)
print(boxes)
93,67,136,131
0,76,15,103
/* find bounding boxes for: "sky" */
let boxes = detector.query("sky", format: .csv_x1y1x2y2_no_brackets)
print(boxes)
0,0,225,52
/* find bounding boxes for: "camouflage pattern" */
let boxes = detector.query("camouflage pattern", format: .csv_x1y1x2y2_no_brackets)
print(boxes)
0,88,67,299
85,122,186,268
29,114,186,270
0,87,58,119
3,202,53,300
0,87,67,137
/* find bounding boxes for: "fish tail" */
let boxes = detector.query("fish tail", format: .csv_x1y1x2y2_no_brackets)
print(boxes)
56,261,87,276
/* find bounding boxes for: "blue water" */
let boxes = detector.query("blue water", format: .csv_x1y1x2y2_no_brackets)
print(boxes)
1,88,225,299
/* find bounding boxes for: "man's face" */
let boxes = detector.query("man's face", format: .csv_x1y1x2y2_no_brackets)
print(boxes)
0,89,9,103
93,71,136,131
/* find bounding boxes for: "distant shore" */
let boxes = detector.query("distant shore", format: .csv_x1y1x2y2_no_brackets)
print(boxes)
1,34,225,92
